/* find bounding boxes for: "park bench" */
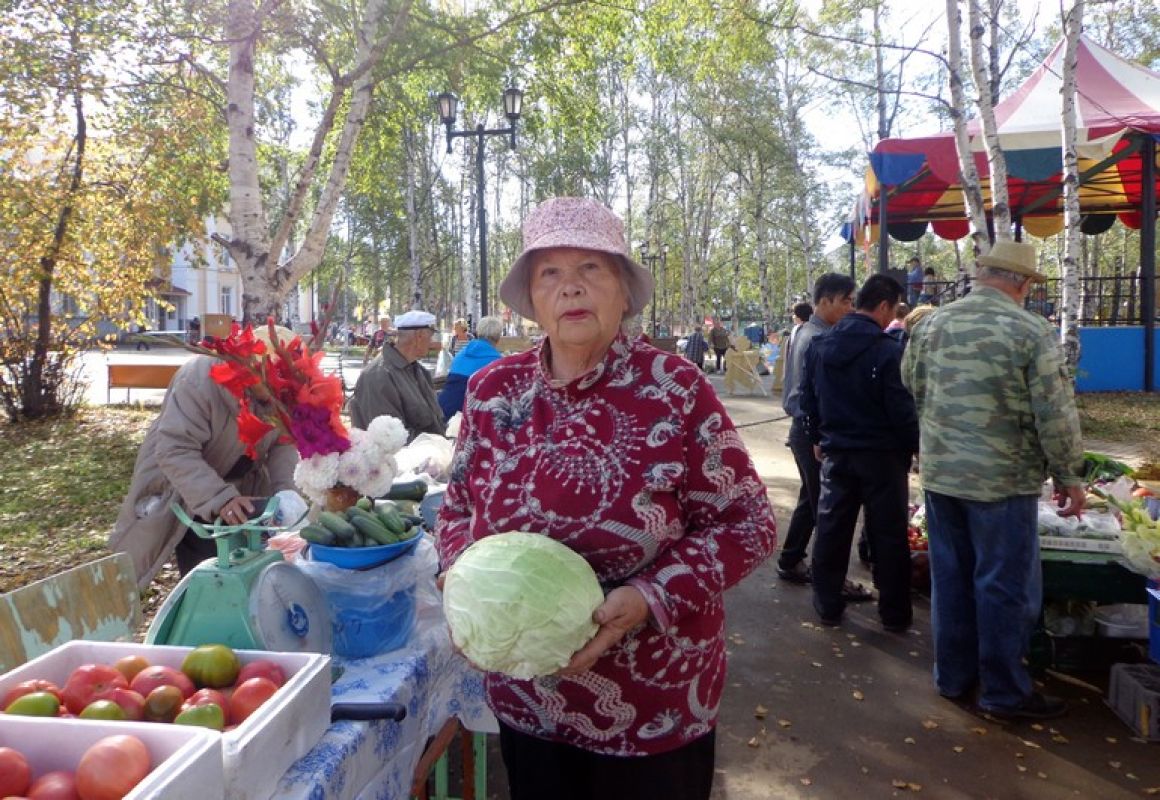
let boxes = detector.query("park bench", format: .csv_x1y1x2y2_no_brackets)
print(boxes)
106,362,182,403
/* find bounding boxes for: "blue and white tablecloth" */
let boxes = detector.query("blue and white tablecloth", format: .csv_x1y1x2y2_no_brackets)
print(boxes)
273,540,496,800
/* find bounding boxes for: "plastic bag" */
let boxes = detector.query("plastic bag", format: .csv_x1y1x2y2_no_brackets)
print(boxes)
395,433,454,482
297,535,442,659
434,346,451,379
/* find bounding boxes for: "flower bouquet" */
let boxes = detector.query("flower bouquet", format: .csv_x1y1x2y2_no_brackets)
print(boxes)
194,318,407,509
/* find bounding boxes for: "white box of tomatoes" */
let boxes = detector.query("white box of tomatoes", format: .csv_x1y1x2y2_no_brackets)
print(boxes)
0,640,331,800
0,715,223,799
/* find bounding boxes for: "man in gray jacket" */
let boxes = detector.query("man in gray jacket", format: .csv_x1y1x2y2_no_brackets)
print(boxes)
777,273,856,584
349,309,445,440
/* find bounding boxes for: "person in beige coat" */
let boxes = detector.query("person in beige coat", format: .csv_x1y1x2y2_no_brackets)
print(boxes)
109,355,298,587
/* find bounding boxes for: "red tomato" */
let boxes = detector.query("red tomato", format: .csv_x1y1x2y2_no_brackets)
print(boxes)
98,687,145,722
61,665,128,716
236,659,286,688
112,655,150,684
182,688,228,712
75,735,150,800
28,771,79,800
0,747,32,797
1,680,63,709
130,665,195,700
228,676,279,725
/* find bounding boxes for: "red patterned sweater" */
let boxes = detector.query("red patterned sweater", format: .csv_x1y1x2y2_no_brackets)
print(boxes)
435,333,777,756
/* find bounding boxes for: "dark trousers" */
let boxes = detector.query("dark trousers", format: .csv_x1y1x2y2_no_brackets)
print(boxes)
713,347,728,371
812,449,913,627
499,723,715,800
175,527,218,575
778,418,821,570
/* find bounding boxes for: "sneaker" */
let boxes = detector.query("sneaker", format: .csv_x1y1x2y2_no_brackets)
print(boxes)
777,562,811,584
882,620,910,634
978,692,1068,722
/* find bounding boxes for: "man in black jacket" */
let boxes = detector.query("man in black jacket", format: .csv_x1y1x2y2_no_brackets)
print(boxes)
800,274,919,632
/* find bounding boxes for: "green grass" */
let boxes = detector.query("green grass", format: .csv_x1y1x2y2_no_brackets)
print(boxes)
1077,392,1160,459
0,406,156,593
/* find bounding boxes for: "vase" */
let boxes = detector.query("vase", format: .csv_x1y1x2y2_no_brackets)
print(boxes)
323,484,361,512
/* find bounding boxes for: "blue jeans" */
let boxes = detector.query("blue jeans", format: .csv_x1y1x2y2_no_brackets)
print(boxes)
925,491,1041,711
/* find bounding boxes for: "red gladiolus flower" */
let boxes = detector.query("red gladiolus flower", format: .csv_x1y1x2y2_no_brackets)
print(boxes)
210,360,260,397
236,403,276,458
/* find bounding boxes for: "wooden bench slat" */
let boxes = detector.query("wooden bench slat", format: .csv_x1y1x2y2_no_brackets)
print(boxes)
107,363,182,402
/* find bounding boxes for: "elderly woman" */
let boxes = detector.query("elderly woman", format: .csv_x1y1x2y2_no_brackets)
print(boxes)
435,197,777,800
446,317,473,356
437,314,503,420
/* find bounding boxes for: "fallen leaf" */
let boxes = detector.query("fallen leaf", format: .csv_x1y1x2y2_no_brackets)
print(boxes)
1128,773,1139,781
1142,787,1160,795
778,719,792,728
1015,752,1024,759
861,767,870,774
747,737,760,748
1106,737,1118,744
1020,739,1041,749
904,737,916,745
922,720,939,730
1048,727,1060,735
1051,734,1069,744
909,650,919,657
812,661,823,668
800,778,812,786
1030,723,1044,731
892,779,908,788
1037,772,1047,779
853,690,865,701
1109,761,1122,769
754,704,768,719
971,727,988,736
908,783,922,792
1016,765,1027,773
851,641,862,648
952,745,965,753
801,621,815,629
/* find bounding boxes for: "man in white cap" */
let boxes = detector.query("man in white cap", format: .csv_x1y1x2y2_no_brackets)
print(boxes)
349,309,445,440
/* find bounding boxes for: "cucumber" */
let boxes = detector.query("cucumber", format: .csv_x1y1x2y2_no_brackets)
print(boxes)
299,524,336,546
375,506,407,537
347,530,366,548
355,496,373,511
383,480,428,503
402,514,423,530
351,514,396,545
318,511,357,543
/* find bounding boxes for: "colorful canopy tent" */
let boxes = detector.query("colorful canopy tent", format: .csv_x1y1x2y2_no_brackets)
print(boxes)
848,35,1159,388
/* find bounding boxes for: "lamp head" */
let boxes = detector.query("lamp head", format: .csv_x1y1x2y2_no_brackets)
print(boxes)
503,86,524,121
436,92,458,126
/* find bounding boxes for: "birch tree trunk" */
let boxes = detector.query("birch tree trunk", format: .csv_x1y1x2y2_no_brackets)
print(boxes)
1060,0,1084,368
946,0,991,255
219,0,413,323
405,126,421,309
967,0,1012,241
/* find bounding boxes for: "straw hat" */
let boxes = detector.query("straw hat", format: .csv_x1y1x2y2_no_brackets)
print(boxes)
976,241,1047,283
499,197,655,320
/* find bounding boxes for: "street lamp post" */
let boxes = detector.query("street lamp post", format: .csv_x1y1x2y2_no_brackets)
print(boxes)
436,87,524,319
639,242,669,336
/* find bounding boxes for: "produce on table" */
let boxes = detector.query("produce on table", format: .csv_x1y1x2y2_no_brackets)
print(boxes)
1083,451,1135,482
442,532,605,679
2,645,284,730
111,656,150,684
74,734,151,800
181,644,241,689
1109,495,1160,579
299,501,421,548
0,746,33,796
27,769,79,799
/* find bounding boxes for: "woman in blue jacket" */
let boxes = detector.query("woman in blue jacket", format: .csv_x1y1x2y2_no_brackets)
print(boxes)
438,315,504,420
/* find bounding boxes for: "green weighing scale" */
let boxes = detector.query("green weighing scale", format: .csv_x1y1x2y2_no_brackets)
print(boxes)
146,497,332,653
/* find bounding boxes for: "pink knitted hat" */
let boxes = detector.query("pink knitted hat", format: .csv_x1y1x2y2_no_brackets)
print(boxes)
499,197,655,320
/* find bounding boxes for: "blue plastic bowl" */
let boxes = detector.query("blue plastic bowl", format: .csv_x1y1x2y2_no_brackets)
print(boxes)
308,535,421,569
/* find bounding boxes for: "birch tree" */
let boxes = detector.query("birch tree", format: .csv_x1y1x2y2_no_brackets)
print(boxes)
1059,0,1084,367
946,0,991,254
967,0,1013,240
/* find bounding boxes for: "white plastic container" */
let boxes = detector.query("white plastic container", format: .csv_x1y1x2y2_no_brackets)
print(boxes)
0,714,222,799
1093,604,1150,638
0,641,330,800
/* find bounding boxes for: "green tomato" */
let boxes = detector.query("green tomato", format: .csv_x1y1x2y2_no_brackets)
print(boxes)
79,699,128,720
181,643,241,688
173,702,225,730
4,691,61,717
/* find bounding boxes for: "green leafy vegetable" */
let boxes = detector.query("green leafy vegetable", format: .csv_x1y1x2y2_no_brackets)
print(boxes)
442,532,605,679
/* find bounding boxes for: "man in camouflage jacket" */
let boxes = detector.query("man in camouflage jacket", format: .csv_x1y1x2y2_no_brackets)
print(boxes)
902,240,1085,722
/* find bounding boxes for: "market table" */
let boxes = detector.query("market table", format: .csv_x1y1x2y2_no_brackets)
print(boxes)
273,548,497,800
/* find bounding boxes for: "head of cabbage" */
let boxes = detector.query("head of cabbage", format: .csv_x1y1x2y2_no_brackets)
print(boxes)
442,532,605,679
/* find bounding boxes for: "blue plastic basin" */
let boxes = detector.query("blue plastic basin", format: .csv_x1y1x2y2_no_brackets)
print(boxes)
308,535,420,569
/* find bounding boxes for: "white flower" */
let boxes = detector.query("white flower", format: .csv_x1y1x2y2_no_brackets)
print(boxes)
367,415,408,454
294,452,341,504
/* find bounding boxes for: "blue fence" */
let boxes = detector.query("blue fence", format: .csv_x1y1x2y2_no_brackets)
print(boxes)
1077,327,1160,392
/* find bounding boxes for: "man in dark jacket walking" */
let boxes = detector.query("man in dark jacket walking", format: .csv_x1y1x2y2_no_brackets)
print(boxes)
800,274,918,632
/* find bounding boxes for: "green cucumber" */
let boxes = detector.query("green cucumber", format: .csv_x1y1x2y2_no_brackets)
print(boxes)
299,524,336,546
355,496,373,511
318,511,357,543
351,514,395,545
383,480,428,503
375,506,407,536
